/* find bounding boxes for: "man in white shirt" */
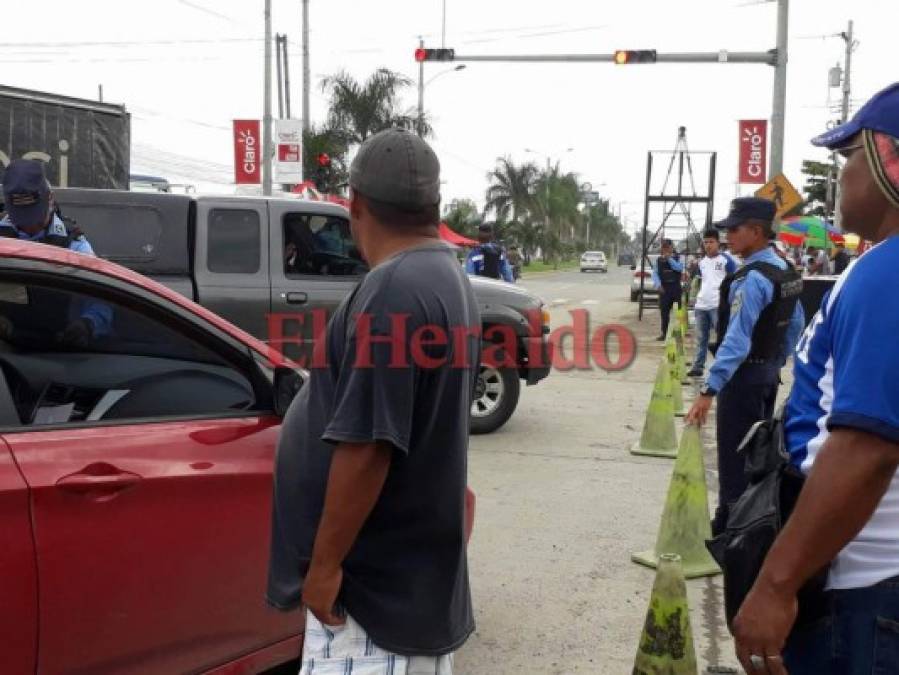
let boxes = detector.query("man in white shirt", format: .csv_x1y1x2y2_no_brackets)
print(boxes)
687,229,738,377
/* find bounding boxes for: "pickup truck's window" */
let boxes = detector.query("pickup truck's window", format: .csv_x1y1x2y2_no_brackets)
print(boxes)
60,204,164,263
208,209,261,274
284,213,367,277
0,279,256,427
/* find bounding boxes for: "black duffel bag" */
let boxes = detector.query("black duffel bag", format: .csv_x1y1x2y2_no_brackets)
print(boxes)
705,411,828,628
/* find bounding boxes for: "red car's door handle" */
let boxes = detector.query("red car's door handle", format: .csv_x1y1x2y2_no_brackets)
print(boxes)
56,464,142,496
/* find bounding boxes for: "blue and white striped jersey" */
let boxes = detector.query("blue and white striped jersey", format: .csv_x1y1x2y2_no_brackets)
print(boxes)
785,235,899,590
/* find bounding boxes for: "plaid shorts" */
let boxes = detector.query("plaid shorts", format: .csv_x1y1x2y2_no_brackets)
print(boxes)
300,610,454,675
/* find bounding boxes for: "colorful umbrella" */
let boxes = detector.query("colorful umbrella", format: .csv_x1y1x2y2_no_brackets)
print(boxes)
778,216,844,248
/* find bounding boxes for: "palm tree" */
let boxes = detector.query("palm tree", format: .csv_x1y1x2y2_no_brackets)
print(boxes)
484,158,539,225
443,199,482,240
534,164,582,252
321,68,429,144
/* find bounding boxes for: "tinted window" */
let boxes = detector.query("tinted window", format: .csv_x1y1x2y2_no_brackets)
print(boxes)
0,278,256,427
61,204,164,263
208,209,261,274
283,213,366,277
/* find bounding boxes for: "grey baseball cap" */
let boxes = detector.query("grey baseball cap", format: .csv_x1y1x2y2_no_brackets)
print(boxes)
349,128,440,210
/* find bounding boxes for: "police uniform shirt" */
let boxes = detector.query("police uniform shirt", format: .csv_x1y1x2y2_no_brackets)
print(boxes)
785,236,899,590
705,246,805,393
0,214,112,336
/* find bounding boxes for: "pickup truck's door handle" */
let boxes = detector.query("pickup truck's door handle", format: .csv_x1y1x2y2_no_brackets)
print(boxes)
282,292,308,305
56,463,142,496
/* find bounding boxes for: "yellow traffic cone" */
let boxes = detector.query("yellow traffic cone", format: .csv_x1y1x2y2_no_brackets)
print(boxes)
632,426,720,578
631,359,678,458
667,339,685,417
632,553,699,675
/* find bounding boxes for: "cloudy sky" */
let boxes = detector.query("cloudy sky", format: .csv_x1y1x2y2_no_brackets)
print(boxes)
2,0,893,235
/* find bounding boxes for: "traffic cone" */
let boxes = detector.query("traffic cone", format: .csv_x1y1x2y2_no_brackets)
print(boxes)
630,359,678,458
632,554,699,675
632,426,720,578
667,338,685,417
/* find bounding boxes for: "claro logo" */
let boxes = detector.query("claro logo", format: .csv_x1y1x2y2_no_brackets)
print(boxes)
0,139,71,186
742,125,764,179
238,130,257,175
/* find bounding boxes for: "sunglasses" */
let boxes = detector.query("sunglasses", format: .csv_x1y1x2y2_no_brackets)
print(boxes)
836,143,864,160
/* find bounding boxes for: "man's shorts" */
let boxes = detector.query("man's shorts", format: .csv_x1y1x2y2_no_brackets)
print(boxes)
300,610,454,674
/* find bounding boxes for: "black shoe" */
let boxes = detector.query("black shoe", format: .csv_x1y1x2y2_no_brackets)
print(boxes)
687,368,703,377
656,334,666,341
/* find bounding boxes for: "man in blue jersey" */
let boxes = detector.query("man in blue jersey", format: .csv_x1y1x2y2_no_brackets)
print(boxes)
730,82,899,674
685,197,805,535
0,159,112,346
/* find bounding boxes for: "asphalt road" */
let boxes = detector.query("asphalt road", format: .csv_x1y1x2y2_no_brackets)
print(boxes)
455,266,739,674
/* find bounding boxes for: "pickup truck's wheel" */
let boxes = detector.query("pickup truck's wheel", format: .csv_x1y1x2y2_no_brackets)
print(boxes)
470,358,520,434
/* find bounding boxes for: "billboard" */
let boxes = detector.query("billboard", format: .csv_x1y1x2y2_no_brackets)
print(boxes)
274,119,303,184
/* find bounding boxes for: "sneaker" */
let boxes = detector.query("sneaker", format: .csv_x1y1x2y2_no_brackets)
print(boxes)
655,334,666,341
687,367,703,377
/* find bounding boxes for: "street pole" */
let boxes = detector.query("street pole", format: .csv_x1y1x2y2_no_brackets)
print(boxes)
770,0,789,178
417,37,425,137
283,35,292,118
545,157,551,243
834,19,855,230
275,34,284,119
302,0,310,132
442,0,447,48
263,0,273,196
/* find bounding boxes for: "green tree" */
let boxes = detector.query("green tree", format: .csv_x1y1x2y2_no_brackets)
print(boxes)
302,124,349,193
443,198,482,240
534,164,582,254
321,68,428,144
801,159,833,217
484,158,539,225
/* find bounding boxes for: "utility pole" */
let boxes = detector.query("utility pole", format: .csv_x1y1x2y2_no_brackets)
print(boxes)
302,0,310,132
834,19,856,229
263,0,273,196
283,34,292,118
97,84,103,102
417,37,425,137
442,0,447,48
275,34,285,119
770,0,789,178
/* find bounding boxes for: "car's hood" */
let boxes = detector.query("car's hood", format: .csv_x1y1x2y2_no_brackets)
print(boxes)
469,274,543,308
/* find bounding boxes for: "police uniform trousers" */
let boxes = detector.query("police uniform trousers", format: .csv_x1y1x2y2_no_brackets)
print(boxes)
659,285,682,338
712,361,780,532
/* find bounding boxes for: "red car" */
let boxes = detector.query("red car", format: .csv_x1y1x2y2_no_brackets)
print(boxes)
0,239,475,674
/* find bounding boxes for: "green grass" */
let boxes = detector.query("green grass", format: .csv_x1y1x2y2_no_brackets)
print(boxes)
520,260,580,275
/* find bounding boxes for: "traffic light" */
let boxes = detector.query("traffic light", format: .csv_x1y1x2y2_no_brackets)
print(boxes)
613,50,658,65
314,153,331,192
414,47,455,62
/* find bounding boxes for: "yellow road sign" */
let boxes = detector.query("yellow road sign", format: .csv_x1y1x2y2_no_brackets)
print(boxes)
755,173,803,219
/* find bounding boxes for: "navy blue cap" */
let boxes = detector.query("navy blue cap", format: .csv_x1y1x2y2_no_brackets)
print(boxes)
714,197,776,230
1,159,51,228
811,82,899,149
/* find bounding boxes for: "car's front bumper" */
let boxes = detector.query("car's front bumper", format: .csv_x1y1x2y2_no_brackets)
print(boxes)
521,336,551,385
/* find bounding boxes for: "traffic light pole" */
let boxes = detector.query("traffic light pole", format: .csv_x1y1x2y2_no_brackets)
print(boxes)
445,51,775,64
417,37,425,137
770,0,789,177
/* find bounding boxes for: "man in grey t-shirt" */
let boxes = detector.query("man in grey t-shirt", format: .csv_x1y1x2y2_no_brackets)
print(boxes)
267,129,479,672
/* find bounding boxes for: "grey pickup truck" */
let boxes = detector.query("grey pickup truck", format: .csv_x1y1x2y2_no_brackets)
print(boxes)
54,189,551,433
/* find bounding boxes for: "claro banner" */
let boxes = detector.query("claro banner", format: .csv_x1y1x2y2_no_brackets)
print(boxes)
233,119,261,184
738,119,768,185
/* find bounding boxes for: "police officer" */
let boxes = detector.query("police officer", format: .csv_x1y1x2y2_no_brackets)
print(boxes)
652,238,684,341
686,197,805,535
0,159,112,346
465,223,514,282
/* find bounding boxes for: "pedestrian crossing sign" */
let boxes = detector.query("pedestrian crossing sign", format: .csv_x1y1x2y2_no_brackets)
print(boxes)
755,173,803,220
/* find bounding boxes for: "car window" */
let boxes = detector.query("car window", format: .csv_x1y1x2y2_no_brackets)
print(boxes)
208,209,261,274
283,213,367,277
0,277,258,428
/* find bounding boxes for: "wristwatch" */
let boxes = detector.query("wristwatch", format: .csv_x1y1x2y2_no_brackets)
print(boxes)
699,384,717,397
